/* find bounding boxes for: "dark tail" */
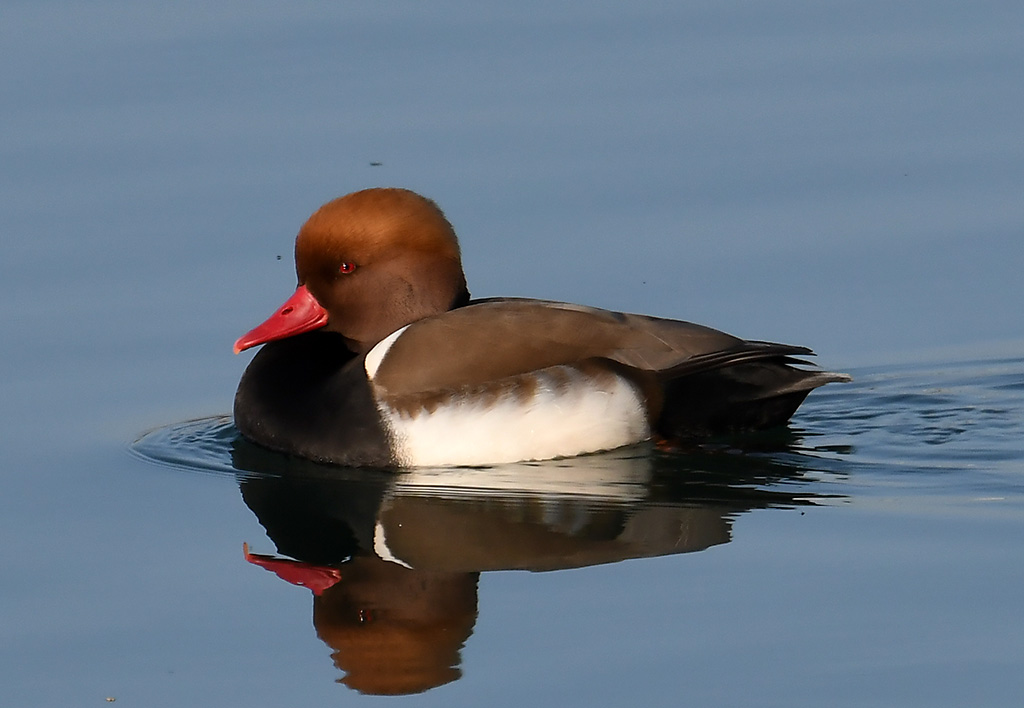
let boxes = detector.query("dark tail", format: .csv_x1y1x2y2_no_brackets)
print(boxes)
655,344,850,438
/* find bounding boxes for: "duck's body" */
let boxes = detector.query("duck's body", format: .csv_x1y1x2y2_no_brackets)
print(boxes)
234,188,848,467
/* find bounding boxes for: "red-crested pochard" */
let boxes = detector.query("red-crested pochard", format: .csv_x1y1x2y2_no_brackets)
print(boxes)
234,188,848,467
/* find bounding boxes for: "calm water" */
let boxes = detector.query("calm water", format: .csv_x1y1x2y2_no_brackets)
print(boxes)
131,358,1024,703
3,2,1024,706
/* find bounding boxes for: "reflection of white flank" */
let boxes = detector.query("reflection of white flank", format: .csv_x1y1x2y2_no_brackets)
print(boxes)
379,365,650,467
394,445,653,501
373,520,412,568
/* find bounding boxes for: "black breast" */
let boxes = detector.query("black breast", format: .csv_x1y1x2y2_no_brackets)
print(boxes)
233,330,395,467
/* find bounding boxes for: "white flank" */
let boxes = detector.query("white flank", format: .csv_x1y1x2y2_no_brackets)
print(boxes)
378,365,650,467
364,325,409,379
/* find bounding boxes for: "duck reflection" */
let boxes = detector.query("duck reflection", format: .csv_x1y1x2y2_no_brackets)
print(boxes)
230,436,832,695
245,551,477,695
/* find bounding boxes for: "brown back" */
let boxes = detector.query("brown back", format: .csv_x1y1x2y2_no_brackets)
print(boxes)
372,298,748,396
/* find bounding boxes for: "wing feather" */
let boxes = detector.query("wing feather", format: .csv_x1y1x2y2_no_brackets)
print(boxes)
371,298,820,397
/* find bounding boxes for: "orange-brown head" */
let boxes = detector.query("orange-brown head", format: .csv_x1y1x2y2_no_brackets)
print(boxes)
235,188,470,355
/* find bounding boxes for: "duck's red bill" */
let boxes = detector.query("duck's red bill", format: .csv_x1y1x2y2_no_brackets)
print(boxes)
234,284,329,353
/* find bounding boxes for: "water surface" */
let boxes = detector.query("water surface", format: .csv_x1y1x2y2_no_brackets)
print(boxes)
123,356,1024,703
2,2,1023,706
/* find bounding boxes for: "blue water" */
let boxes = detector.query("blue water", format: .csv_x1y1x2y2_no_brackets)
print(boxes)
127,357,1024,705
3,2,1023,706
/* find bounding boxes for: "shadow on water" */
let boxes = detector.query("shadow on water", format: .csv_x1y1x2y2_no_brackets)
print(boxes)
133,419,844,695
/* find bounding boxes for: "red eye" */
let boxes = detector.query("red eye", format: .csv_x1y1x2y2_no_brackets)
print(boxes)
339,262,356,274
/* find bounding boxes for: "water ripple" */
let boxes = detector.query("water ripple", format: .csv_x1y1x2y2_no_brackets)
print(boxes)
131,354,1024,507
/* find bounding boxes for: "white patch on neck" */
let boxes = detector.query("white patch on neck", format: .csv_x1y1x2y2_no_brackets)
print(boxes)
376,365,650,467
364,325,409,379
373,520,413,568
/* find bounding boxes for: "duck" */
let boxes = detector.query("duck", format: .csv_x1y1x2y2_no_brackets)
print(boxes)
233,187,848,467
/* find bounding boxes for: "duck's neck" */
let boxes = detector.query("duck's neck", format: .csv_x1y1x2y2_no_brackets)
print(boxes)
345,285,472,355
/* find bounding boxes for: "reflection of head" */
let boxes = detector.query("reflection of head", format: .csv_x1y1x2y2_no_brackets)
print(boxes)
312,556,479,695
